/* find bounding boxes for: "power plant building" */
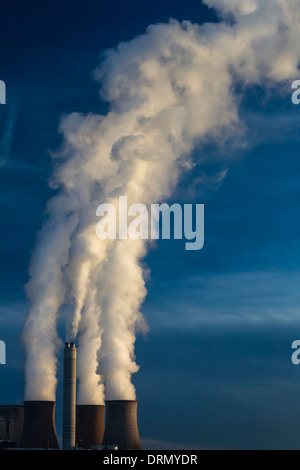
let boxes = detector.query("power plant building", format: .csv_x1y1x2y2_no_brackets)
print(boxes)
0,343,143,450
0,405,24,447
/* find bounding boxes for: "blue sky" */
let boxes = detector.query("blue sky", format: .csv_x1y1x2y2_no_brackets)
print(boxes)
0,0,300,450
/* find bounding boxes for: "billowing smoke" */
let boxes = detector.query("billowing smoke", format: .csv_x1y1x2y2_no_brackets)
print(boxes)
22,0,300,402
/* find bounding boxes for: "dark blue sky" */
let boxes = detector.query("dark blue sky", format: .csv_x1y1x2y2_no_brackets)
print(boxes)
1,0,300,450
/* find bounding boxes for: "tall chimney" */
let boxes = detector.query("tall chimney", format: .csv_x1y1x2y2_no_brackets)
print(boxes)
63,341,76,450
76,405,105,449
19,401,59,449
102,400,142,450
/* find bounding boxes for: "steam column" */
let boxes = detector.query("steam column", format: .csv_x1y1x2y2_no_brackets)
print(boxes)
63,342,76,450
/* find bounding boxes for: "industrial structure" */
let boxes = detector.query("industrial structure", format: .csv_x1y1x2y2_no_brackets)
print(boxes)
19,400,59,449
76,405,105,448
103,400,142,450
63,342,77,450
0,405,24,447
0,343,143,450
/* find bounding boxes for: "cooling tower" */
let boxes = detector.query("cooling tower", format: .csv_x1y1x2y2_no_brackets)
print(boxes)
63,341,77,450
19,401,59,449
102,400,142,450
76,405,105,448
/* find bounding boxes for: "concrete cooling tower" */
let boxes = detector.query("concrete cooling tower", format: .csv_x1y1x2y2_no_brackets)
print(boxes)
76,405,105,449
19,401,59,449
102,400,142,450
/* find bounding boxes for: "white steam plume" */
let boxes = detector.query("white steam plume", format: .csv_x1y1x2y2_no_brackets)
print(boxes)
22,0,300,403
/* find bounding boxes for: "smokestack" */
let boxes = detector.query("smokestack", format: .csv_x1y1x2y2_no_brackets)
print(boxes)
63,341,76,450
19,401,59,449
102,400,142,450
76,405,105,449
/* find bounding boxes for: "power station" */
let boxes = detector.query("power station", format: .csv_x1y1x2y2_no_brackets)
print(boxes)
0,341,142,450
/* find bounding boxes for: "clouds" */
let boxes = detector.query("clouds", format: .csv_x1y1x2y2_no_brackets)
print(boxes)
143,270,300,330
204,0,300,81
135,323,300,449
0,301,26,330
204,0,258,16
